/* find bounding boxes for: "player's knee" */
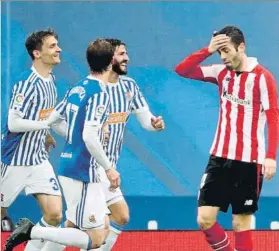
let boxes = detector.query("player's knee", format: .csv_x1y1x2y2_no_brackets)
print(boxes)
197,213,216,230
115,212,130,226
119,212,130,226
232,215,252,232
44,209,63,226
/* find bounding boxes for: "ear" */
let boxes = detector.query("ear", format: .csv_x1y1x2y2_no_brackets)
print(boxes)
111,56,116,64
33,50,41,59
238,42,245,53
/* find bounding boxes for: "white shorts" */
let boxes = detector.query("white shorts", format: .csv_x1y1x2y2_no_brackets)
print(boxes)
97,166,124,210
59,176,107,230
1,160,61,208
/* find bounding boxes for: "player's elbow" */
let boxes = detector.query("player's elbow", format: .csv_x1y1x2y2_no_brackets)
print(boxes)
8,118,19,133
174,64,186,77
174,64,183,76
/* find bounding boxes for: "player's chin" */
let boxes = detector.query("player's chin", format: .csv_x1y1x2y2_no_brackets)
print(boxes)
53,57,61,64
119,69,128,75
225,64,233,70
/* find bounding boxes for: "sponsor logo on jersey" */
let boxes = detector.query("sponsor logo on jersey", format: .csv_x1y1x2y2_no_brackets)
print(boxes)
107,112,128,124
39,107,54,120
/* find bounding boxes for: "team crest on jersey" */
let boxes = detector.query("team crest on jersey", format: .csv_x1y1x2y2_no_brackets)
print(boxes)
14,94,25,106
89,215,96,223
96,105,105,116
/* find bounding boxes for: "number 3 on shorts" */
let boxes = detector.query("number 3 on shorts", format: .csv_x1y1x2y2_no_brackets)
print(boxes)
49,178,60,191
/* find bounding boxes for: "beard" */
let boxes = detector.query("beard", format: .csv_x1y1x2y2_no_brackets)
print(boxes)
112,62,127,75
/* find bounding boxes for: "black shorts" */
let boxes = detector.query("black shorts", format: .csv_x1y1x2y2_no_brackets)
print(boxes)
198,155,263,214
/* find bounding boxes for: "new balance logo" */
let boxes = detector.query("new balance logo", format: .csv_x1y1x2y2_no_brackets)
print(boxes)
244,200,253,206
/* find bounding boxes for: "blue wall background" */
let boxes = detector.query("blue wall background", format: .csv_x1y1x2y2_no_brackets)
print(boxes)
1,1,279,230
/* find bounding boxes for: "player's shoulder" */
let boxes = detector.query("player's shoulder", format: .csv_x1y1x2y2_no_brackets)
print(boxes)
120,75,138,87
68,77,105,100
253,64,276,82
13,69,38,89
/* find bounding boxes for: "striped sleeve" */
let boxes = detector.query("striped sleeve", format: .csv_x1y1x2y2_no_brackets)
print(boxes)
260,71,279,110
260,70,279,159
85,92,110,126
55,89,70,117
175,47,225,85
9,80,35,117
131,84,149,113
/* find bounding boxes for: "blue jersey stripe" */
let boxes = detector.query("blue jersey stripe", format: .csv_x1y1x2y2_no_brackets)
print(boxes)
104,77,149,166
1,69,57,166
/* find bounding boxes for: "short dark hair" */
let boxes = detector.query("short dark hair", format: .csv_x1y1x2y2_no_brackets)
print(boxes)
86,39,114,74
104,38,126,51
216,26,245,47
25,28,58,60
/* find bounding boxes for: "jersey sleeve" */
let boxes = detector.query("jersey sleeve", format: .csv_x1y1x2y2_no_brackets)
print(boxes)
260,71,279,111
260,70,279,160
175,47,225,85
85,91,110,126
9,80,35,118
131,84,149,113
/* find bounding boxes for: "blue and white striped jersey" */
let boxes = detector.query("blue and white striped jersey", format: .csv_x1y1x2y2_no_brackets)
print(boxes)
57,76,110,183
104,76,149,166
1,67,57,166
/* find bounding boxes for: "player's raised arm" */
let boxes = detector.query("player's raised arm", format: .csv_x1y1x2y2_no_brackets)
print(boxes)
260,71,279,180
8,81,49,132
174,33,230,84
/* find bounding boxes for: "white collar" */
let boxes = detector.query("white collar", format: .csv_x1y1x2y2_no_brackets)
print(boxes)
31,66,52,81
244,57,258,72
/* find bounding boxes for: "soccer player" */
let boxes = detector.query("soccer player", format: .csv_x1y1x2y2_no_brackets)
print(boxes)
98,38,165,251
175,26,279,251
1,29,63,251
4,38,120,251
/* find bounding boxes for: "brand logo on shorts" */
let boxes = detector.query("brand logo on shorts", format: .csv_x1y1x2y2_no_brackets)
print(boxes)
89,215,96,223
244,200,253,206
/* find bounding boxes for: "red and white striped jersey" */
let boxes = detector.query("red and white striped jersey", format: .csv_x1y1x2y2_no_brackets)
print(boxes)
175,47,279,164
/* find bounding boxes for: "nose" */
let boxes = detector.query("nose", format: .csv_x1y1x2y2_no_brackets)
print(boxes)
220,52,226,61
57,46,62,52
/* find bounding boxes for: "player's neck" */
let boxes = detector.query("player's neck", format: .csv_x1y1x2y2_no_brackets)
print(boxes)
32,61,53,78
90,71,111,84
108,71,119,84
235,55,248,72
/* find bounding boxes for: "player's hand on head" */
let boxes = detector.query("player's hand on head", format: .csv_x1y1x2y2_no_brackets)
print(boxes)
208,31,230,54
106,168,120,189
262,158,277,180
45,133,56,153
151,116,165,131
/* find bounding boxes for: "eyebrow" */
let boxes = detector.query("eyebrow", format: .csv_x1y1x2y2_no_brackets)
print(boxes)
49,42,57,47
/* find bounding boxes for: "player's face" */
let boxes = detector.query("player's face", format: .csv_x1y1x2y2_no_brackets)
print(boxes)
112,45,129,75
36,36,62,66
218,40,245,70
